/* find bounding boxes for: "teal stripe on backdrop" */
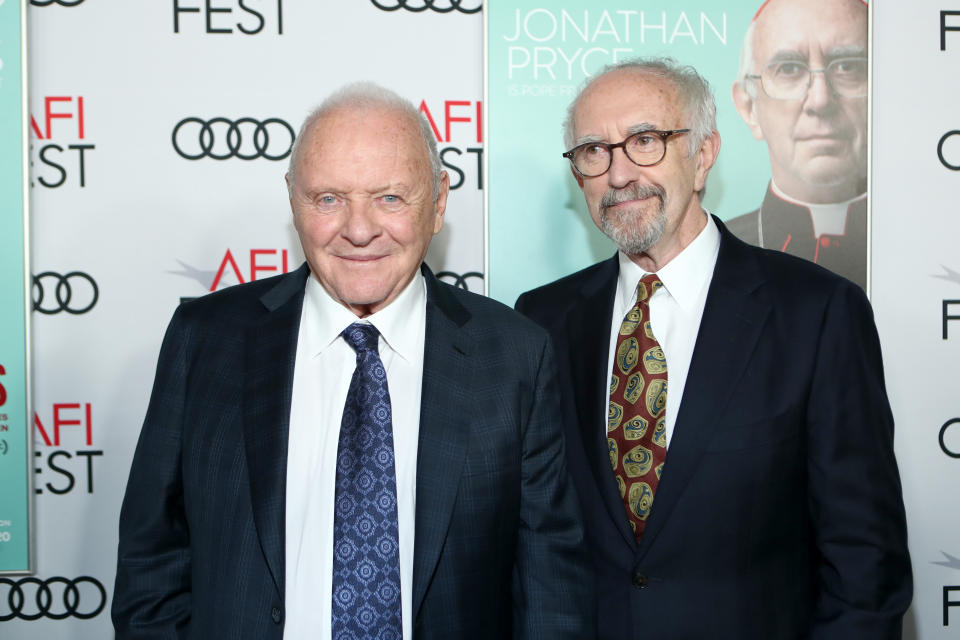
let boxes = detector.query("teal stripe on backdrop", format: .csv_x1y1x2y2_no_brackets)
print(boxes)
486,1,767,305
0,0,31,573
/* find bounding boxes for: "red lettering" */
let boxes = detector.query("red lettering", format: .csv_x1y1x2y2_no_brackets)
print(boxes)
33,413,53,447
0,363,6,407
210,249,245,291
476,100,483,143
53,403,92,446
77,96,85,139
30,116,44,140
419,100,443,142
250,249,289,280
444,101,472,144
44,97,74,140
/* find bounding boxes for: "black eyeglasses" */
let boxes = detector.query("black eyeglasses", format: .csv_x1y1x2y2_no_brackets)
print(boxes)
562,129,690,177
746,57,868,101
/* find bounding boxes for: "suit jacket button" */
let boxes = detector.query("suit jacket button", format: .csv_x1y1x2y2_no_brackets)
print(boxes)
632,572,649,588
271,607,282,624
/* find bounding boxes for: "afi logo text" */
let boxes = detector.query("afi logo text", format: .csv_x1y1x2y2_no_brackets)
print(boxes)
419,99,483,190
174,0,284,34
34,403,102,495
29,96,94,188
212,248,291,290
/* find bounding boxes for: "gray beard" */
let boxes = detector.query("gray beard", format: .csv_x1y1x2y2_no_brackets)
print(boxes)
599,184,667,255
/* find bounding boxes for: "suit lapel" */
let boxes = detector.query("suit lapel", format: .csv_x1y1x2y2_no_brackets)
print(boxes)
565,257,639,550
412,266,474,619
243,264,309,598
636,220,771,559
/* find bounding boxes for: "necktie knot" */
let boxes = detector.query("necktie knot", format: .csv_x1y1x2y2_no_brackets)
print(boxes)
342,322,380,355
636,274,663,305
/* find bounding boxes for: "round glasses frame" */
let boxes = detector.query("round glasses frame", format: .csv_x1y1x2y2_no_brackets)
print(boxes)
746,57,868,101
562,129,690,178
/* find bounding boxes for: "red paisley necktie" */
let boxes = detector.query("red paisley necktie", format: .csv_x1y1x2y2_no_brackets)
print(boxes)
607,273,668,542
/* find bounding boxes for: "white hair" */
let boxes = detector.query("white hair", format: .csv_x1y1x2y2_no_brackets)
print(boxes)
562,57,717,159
287,81,443,197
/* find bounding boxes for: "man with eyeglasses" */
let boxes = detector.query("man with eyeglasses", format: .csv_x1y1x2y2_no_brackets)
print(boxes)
516,57,911,638
729,0,869,290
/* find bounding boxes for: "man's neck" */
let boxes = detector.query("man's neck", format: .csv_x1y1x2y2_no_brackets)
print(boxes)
625,207,709,273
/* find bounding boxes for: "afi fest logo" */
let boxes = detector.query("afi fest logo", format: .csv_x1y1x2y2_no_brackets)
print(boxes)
34,403,102,496
32,271,98,315
419,99,483,190
172,117,295,161
29,96,94,188
370,0,481,14
0,576,106,621
173,0,284,34
171,248,293,301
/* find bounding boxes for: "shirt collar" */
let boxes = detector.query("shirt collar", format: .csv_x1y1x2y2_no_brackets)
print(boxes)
616,211,720,313
303,270,426,362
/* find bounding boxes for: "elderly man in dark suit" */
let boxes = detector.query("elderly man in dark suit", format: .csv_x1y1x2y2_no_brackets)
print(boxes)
112,82,591,639
516,57,911,639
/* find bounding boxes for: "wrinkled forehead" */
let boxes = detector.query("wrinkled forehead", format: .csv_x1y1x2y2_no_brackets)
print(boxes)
574,70,683,138
752,0,867,62
302,107,427,164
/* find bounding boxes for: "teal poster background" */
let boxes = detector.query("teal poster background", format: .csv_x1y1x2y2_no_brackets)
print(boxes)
0,0,31,573
486,1,769,305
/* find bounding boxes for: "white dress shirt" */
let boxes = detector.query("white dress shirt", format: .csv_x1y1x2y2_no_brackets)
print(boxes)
605,212,720,448
284,272,426,640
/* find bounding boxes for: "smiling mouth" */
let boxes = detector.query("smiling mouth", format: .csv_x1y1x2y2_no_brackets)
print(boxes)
339,254,386,263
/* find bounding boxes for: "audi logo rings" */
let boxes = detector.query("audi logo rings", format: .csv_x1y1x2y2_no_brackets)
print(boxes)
172,117,295,161
370,0,482,14
33,271,99,315
0,576,106,621
437,271,484,291
30,0,87,6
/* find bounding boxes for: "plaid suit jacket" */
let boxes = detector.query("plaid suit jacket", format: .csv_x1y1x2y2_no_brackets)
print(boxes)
113,263,593,639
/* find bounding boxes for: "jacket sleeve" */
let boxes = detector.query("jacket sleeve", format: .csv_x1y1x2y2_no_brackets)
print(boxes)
807,280,912,638
512,334,597,640
112,307,193,639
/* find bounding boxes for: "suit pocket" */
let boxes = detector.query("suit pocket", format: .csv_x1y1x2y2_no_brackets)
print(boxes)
703,405,803,452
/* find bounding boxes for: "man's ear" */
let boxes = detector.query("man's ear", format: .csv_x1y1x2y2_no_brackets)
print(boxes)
432,171,450,235
693,130,721,194
732,81,764,141
285,172,295,214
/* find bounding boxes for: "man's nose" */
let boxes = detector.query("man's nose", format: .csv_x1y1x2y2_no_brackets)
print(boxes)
803,69,835,111
606,146,640,189
341,200,381,245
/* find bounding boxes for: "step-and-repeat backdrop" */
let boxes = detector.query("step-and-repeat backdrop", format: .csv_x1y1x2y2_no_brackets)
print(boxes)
3,0,958,637
7,0,482,635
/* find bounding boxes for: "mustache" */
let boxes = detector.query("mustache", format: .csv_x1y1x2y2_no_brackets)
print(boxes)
600,184,665,210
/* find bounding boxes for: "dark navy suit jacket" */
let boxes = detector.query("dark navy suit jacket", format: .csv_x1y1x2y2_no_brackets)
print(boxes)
516,218,911,639
113,263,592,639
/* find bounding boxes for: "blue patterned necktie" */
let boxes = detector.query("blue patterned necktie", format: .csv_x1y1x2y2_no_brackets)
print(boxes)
332,323,403,640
